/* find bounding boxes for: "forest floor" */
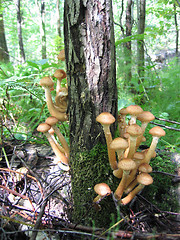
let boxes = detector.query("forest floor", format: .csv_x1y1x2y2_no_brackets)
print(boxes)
0,139,180,240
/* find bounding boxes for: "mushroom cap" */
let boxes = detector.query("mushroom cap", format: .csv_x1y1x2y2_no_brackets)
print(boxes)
119,108,128,116
149,126,166,137
137,172,153,185
57,49,65,61
126,105,143,116
118,158,136,171
133,152,145,161
126,124,143,137
45,116,59,126
40,76,54,88
110,137,129,150
49,127,55,135
96,112,115,125
37,123,51,133
137,111,155,123
94,183,111,196
138,163,152,173
54,69,67,80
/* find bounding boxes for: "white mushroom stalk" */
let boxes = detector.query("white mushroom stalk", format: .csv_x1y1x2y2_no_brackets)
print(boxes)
126,105,143,125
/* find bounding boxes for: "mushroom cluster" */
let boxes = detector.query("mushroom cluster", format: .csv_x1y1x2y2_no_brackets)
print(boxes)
37,50,70,171
94,105,166,206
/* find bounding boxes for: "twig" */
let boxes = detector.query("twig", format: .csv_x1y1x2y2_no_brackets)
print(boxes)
152,171,180,179
150,121,180,131
29,198,48,240
155,117,180,125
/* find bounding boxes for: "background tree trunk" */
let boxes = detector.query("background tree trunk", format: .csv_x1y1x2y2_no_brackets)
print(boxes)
125,0,133,86
15,0,26,63
64,0,118,227
56,0,61,38
35,0,46,59
0,0,9,62
137,0,146,82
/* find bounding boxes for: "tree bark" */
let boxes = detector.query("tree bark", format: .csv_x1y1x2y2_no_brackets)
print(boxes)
64,0,118,227
15,0,26,63
137,0,146,82
0,0,9,62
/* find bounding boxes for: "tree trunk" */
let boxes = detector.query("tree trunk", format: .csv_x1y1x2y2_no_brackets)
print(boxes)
15,0,26,63
64,0,118,227
56,0,61,37
137,0,146,82
174,3,179,63
35,0,46,59
0,0,9,62
125,0,133,85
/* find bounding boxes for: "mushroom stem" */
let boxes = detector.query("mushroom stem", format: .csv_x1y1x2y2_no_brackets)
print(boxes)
103,125,117,170
49,128,66,155
53,125,70,158
121,183,145,205
114,170,130,200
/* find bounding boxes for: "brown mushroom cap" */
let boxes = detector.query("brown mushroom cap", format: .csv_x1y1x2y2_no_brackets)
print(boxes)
94,183,111,196
118,158,136,171
126,105,143,116
126,124,142,137
37,123,51,132
54,69,67,80
149,126,166,137
119,108,128,115
137,172,153,185
138,163,152,173
40,76,54,88
133,152,145,161
96,112,115,125
110,137,129,150
137,111,155,123
45,116,59,126
57,49,65,61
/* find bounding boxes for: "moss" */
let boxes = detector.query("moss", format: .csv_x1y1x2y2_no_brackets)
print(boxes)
70,143,119,227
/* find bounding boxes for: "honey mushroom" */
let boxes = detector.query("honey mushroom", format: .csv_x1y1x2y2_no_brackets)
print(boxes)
126,105,143,125
48,127,66,155
54,69,67,95
114,158,136,201
136,111,155,149
37,123,69,169
93,183,111,203
55,87,68,112
124,162,153,194
39,76,68,121
120,173,153,205
125,124,142,159
96,112,118,170
124,151,145,191
45,116,70,158
142,126,166,164
57,49,65,61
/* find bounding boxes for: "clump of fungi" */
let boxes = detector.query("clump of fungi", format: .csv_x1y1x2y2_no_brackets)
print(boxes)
95,105,166,206
37,50,70,171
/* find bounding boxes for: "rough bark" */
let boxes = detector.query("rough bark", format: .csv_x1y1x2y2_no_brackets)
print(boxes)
0,0,9,62
64,0,118,227
15,0,26,63
137,0,146,81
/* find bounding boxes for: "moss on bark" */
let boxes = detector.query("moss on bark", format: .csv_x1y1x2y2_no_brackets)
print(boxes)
70,143,119,228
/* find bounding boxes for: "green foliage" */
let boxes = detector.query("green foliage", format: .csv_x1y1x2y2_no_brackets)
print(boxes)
143,152,178,212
